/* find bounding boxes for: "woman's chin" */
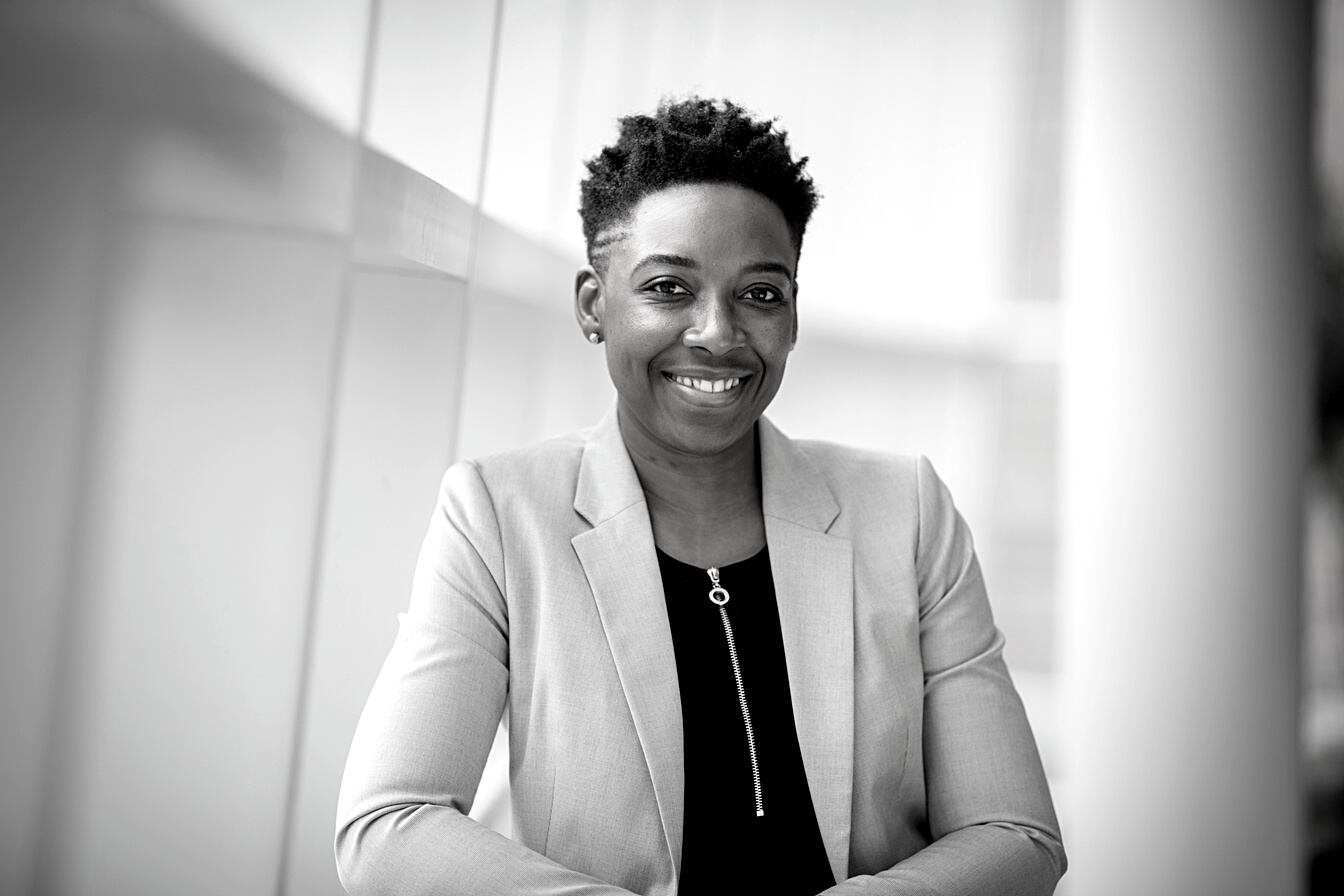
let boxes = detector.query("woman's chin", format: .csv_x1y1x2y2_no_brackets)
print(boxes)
618,398,761,461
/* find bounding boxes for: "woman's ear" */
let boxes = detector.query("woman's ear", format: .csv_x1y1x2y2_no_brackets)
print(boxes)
574,265,604,341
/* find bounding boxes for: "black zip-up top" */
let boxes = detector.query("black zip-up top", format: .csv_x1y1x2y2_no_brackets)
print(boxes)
657,546,836,896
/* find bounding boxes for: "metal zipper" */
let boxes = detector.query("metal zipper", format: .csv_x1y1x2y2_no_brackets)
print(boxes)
706,566,764,817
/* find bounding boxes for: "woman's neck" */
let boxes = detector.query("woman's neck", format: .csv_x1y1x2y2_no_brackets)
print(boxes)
618,412,766,568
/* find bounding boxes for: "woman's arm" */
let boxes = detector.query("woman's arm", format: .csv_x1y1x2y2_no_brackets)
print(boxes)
822,456,1066,895
334,461,638,896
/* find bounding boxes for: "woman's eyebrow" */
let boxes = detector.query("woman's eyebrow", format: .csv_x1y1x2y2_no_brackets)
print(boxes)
742,261,794,277
632,253,698,273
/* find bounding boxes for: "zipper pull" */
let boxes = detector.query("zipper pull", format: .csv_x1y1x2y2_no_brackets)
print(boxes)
707,567,730,606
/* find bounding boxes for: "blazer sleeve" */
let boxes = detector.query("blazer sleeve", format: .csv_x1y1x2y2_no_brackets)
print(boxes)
334,461,638,896
824,456,1067,895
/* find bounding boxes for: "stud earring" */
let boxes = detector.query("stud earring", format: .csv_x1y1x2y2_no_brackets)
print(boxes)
588,333,602,345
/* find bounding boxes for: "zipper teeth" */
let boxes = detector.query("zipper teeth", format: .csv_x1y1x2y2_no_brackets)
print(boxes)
717,604,764,817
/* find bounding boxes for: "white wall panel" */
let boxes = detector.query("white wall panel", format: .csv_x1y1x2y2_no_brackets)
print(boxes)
480,0,585,251
0,108,120,896
50,223,345,896
471,213,581,310
365,0,498,202
455,294,613,461
31,3,366,241
353,148,477,277
284,271,468,896
147,0,372,134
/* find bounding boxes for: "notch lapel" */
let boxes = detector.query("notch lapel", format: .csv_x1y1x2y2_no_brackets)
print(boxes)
571,408,684,881
759,417,855,885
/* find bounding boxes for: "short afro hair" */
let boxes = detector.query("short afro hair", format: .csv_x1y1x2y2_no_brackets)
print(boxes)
579,97,819,271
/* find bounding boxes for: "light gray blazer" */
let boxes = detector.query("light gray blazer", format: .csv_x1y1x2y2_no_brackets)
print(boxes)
336,408,1065,895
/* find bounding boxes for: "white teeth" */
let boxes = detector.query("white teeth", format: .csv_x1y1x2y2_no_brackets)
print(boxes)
671,375,742,394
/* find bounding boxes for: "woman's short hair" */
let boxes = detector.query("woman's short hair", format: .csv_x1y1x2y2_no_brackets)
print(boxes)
579,97,820,272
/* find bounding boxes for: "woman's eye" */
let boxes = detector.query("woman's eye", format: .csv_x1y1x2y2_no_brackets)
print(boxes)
648,280,689,296
743,285,783,303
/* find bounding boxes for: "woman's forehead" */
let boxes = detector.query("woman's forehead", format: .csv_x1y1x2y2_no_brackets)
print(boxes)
610,183,796,275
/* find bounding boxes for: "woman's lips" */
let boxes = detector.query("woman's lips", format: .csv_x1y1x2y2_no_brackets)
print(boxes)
661,372,754,405
666,373,744,394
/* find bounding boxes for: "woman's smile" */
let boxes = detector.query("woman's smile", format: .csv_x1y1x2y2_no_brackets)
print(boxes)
665,373,745,394
662,372,752,412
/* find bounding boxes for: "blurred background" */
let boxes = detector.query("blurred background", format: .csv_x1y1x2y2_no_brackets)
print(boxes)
0,0,1335,894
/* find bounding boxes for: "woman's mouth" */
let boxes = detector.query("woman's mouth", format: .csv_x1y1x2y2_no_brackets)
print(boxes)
666,373,745,394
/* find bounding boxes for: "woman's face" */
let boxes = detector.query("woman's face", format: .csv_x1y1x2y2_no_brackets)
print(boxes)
577,182,798,458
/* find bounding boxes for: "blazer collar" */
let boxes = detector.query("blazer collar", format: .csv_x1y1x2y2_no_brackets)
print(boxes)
572,405,855,886
571,404,684,887
757,414,841,533
573,403,645,528
758,415,855,884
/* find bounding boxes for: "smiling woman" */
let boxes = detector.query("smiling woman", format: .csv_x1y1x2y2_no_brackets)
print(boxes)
581,185,796,452
576,183,799,565
335,98,1066,896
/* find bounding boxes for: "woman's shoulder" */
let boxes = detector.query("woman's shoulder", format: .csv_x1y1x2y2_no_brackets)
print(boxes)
784,437,954,516
789,438,926,486
469,427,592,476
436,427,592,515
430,429,594,540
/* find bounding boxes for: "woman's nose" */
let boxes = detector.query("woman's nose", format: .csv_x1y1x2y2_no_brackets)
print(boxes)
682,294,745,354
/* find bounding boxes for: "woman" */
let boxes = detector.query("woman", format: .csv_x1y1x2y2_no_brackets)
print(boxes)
336,98,1065,896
